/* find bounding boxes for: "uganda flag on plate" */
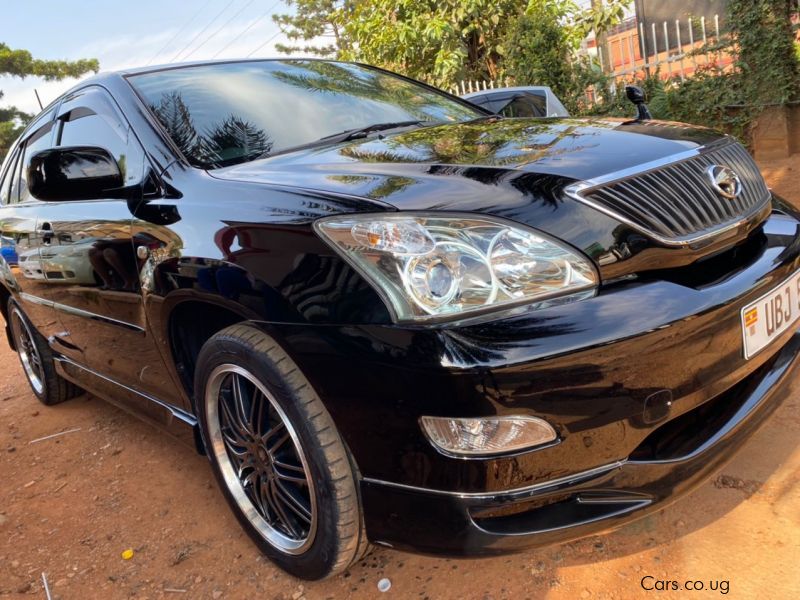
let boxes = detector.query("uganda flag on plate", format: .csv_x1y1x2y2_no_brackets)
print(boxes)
744,306,758,335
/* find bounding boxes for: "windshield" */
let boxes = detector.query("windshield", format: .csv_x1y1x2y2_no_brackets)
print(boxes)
128,60,483,169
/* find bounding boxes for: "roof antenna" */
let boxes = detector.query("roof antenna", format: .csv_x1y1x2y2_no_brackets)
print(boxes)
34,89,44,111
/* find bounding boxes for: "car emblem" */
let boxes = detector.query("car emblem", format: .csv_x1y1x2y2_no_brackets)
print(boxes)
706,165,742,200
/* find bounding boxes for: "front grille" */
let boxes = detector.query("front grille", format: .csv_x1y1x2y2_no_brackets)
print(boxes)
569,142,770,244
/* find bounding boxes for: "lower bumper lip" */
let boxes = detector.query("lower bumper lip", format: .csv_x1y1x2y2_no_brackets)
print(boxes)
359,331,800,555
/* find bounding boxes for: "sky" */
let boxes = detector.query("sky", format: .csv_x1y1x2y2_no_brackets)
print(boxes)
1,0,304,114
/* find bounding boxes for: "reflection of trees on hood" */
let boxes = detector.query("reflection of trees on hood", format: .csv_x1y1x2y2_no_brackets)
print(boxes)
149,92,272,168
327,174,418,200
340,119,600,168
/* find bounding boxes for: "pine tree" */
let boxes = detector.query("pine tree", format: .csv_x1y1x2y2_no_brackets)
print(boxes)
0,42,98,161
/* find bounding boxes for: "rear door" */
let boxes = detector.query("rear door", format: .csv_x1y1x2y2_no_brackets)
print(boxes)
0,114,61,338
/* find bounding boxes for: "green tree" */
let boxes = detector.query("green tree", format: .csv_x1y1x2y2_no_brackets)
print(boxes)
728,0,799,105
335,0,631,89
0,43,99,161
339,0,523,86
272,0,350,56
502,0,630,112
272,0,631,90
0,105,33,163
503,4,575,101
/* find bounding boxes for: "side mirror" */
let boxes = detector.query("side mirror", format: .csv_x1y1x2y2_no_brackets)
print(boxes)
27,146,124,201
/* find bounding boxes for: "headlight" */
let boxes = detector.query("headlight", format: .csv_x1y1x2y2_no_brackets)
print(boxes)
314,213,598,322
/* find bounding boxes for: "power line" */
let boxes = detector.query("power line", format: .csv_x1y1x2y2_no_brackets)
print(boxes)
145,0,215,66
184,0,259,60
170,0,237,63
212,0,281,58
246,28,283,57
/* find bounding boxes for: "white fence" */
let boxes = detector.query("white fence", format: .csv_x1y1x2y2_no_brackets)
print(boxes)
450,79,510,96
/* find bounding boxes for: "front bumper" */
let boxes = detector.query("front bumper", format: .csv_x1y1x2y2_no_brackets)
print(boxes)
359,332,800,554
256,210,800,555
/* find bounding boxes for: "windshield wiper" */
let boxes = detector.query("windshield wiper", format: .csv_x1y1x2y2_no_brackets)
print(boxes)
256,120,435,161
315,120,431,143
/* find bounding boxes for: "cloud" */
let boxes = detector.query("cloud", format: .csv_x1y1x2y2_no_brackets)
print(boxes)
1,14,296,114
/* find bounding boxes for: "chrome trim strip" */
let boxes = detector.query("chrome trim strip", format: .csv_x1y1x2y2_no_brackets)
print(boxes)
576,145,705,188
53,355,197,427
19,292,145,333
362,461,625,500
18,292,50,306
563,141,772,248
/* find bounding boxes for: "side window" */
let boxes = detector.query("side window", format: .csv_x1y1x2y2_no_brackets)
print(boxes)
8,149,23,205
18,122,56,203
0,148,20,206
467,95,489,108
500,93,547,118
57,92,146,188
486,96,512,114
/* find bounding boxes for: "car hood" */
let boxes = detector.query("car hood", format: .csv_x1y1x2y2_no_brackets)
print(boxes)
211,117,725,210
210,117,733,278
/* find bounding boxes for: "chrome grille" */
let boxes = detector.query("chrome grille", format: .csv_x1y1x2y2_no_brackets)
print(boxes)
569,142,770,244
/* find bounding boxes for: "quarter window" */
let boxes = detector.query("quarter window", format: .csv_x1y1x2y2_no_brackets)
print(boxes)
0,148,20,206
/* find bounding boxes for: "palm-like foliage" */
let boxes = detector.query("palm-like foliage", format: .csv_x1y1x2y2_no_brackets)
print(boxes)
202,115,272,167
150,92,202,160
272,61,475,122
150,92,272,168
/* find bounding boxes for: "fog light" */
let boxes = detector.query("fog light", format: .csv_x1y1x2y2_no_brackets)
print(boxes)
419,415,558,457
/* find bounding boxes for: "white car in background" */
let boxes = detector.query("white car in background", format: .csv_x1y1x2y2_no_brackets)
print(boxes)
19,238,100,285
462,86,570,118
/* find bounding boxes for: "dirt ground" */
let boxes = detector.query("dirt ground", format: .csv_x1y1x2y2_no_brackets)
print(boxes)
1,159,800,600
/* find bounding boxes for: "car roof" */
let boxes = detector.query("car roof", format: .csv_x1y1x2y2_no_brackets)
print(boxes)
116,57,331,77
462,86,552,99
47,58,374,103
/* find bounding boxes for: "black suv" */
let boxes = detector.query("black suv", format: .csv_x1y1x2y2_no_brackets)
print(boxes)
1,59,799,580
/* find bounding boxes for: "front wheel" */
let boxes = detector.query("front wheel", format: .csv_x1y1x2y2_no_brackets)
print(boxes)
194,324,369,580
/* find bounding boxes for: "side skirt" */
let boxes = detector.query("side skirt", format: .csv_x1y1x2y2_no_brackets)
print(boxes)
53,355,203,453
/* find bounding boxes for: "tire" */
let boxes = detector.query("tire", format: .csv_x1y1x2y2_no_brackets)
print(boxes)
6,298,82,405
194,324,369,580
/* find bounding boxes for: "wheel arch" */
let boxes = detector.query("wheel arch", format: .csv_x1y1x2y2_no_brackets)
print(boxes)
165,297,250,406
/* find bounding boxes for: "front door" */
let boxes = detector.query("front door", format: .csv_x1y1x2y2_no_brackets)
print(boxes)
30,86,178,406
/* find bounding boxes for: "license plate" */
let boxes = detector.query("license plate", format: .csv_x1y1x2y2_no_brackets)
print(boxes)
741,271,800,359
